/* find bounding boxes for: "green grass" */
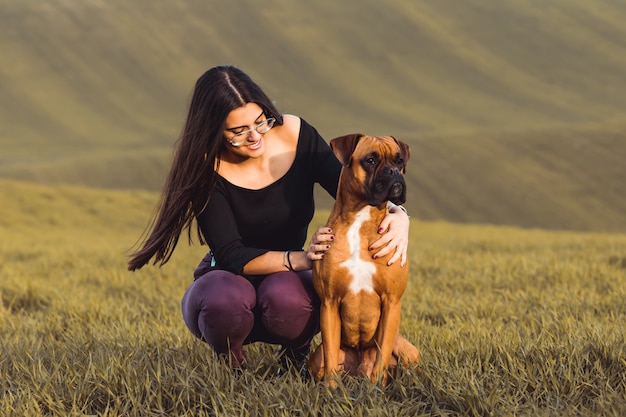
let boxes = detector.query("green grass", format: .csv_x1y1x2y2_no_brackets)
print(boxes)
2,179,625,416
2,0,626,232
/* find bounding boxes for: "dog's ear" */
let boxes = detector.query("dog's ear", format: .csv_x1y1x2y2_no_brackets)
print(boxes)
330,134,363,166
391,136,411,173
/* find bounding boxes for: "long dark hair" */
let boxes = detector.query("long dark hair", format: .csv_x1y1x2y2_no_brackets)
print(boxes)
128,65,283,270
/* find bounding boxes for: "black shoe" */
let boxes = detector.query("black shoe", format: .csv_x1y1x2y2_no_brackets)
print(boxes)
276,345,310,380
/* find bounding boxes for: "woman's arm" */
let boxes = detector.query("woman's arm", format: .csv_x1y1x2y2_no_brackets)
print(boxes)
242,226,334,274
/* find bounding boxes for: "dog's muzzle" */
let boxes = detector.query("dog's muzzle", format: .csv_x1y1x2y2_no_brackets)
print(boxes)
369,167,406,206
389,181,405,200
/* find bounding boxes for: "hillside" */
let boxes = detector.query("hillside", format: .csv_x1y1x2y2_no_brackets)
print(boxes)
407,125,626,232
1,0,626,232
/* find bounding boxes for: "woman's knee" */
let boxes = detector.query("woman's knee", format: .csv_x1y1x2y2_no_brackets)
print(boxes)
258,271,316,313
181,271,256,336
257,271,319,342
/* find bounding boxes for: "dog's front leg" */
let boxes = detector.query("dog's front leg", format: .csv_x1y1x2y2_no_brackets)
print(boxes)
319,300,342,387
371,299,402,385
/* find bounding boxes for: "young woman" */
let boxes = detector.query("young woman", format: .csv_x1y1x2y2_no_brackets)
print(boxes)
128,65,410,371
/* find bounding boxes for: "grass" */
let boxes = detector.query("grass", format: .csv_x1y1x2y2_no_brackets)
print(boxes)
1,179,625,416
2,1,626,413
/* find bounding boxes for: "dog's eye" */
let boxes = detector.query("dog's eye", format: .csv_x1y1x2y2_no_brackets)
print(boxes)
397,157,405,166
362,156,378,167
361,153,379,170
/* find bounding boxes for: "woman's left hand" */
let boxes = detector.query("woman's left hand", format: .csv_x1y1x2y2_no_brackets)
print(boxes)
369,205,410,267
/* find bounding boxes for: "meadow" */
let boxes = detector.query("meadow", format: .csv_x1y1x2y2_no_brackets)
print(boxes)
2,1,626,415
1,179,625,416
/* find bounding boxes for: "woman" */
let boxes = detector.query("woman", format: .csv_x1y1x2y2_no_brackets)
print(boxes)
128,65,410,371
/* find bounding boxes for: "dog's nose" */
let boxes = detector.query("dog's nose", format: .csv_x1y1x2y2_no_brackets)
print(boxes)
383,166,400,177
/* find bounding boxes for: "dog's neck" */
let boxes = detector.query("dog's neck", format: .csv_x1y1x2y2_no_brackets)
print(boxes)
328,170,388,225
329,193,388,226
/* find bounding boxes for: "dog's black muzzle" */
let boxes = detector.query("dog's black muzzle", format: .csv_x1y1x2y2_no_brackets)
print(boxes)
368,166,406,206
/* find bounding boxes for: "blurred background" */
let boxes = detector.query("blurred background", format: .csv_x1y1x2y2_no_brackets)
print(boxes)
1,0,625,232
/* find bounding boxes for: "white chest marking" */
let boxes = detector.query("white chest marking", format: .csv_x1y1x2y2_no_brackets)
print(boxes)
341,207,376,294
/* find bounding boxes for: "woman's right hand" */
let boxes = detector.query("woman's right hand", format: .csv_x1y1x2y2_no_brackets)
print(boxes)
306,226,334,262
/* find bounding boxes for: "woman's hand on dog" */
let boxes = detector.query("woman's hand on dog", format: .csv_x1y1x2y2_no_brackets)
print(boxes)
369,207,410,267
307,227,334,263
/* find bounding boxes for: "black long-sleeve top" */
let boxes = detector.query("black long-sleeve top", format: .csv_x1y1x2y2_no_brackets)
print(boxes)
197,119,341,275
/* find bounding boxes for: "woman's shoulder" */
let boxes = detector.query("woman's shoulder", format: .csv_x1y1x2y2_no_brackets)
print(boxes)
280,114,302,137
281,114,321,141
273,114,304,151
274,115,323,153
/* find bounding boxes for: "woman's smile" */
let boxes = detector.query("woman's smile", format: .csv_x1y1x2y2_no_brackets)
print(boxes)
246,138,263,150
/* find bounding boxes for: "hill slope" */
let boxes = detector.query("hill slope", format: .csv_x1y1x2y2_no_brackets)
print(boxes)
1,0,626,232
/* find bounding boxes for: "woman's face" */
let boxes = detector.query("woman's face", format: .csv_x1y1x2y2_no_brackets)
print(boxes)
222,102,273,157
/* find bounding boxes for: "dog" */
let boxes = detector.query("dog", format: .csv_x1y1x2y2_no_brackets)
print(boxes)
308,133,420,386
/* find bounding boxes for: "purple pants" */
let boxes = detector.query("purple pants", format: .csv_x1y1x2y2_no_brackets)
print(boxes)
181,258,320,367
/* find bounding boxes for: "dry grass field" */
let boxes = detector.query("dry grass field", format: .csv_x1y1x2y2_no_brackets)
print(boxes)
1,179,625,416
2,0,626,415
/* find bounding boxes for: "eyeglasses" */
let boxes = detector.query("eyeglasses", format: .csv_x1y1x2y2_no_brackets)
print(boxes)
226,118,276,147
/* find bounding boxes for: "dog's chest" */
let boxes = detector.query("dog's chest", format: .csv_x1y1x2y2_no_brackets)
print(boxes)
339,206,377,294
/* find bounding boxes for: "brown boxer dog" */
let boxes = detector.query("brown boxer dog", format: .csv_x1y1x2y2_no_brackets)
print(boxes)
308,133,420,386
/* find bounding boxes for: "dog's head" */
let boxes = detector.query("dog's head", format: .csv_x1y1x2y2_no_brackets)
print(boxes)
330,133,410,207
